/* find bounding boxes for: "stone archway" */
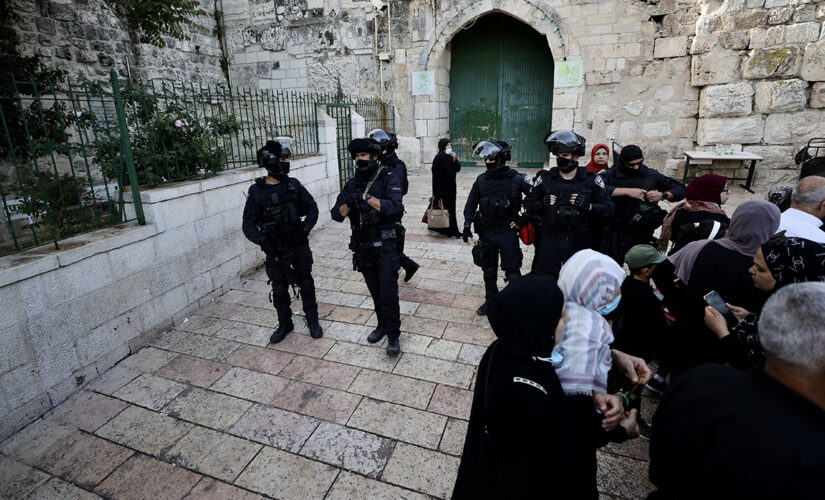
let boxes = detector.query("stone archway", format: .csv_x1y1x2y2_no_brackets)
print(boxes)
413,0,582,167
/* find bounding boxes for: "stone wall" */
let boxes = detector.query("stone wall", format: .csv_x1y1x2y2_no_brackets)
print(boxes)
0,110,340,439
8,0,226,83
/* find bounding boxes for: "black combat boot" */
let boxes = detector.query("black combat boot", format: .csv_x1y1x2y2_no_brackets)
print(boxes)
269,320,294,344
403,261,420,283
367,326,386,344
386,336,401,356
307,316,323,339
476,302,488,316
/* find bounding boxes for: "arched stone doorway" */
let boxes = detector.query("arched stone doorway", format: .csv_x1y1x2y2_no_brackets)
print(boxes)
448,14,554,167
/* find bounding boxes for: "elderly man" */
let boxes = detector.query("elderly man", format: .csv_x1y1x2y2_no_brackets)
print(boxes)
777,176,825,243
648,282,825,498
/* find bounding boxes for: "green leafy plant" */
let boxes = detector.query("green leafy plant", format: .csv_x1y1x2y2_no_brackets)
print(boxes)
105,0,207,47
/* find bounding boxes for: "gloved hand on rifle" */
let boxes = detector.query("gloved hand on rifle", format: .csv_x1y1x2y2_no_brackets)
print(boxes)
261,239,279,256
345,192,362,209
462,226,473,243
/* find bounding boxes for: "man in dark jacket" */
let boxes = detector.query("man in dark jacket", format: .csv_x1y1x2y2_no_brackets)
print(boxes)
599,145,685,263
332,137,405,356
649,282,825,499
524,131,614,277
369,129,420,282
242,138,323,343
431,137,462,237
462,140,532,315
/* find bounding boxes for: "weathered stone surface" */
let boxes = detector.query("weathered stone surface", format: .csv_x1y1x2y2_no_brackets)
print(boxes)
348,369,436,409
784,22,821,44
161,425,261,483
690,33,718,54
300,422,394,477
734,10,768,29
182,478,267,500
691,52,740,86
96,405,193,456
210,367,289,403
801,40,825,81
643,122,673,138
0,456,50,499
162,387,252,430
44,391,128,432
382,443,461,499
27,477,101,500
393,353,475,389
235,446,338,500
95,455,202,500
113,374,188,411
438,418,468,456
697,116,765,145
348,398,447,449
34,431,133,489
653,36,687,58
327,471,428,500
811,82,825,108
743,46,802,78
764,111,825,144
720,30,750,49
754,79,807,112
229,403,319,451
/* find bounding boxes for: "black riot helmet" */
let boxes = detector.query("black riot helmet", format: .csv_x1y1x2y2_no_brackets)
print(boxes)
348,137,380,173
474,139,510,170
544,130,587,157
275,136,294,160
368,128,399,160
257,140,289,178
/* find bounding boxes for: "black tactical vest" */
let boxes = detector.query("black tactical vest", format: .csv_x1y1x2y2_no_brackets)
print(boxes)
539,169,591,236
259,180,302,239
349,167,392,240
477,169,519,228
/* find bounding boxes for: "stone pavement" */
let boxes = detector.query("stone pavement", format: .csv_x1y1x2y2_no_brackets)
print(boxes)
3,166,762,499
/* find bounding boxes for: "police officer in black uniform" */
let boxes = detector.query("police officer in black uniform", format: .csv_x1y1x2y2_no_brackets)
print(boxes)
242,137,323,343
332,137,405,356
462,140,532,315
369,128,420,282
598,144,685,263
524,131,614,277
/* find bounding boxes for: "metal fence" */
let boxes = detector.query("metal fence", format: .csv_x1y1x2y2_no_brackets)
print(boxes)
0,69,394,257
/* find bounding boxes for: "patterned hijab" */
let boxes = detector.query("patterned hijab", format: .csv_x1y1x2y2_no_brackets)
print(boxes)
763,236,825,290
555,250,625,396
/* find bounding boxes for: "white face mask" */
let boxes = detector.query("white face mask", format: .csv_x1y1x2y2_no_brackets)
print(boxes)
445,148,453,155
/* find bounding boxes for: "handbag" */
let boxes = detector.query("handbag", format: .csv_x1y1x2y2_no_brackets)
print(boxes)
425,197,450,229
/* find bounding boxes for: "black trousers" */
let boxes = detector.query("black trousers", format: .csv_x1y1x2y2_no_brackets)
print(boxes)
360,242,401,339
533,233,589,278
479,230,523,299
265,242,318,325
396,222,418,271
601,225,656,264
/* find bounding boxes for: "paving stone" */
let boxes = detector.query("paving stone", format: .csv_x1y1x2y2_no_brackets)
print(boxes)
441,323,495,346
163,387,252,430
427,384,473,420
235,278,271,293
381,442,460,499
278,355,361,390
325,305,373,324
44,390,128,432
0,418,76,464
155,354,231,388
118,347,179,373
604,434,651,462
316,289,369,307
228,305,281,327
318,320,373,343
400,315,447,337
314,276,347,291
415,303,476,325
597,451,654,498
95,454,202,500
457,343,487,365
439,418,468,456
210,367,290,403
225,344,295,374
239,293,272,310
27,477,102,499
450,294,486,311
218,289,252,304
34,431,133,489
212,320,273,347
234,446,339,500
0,455,50,498
182,477,267,500
393,354,475,389
229,403,319,452
198,301,242,319
347,369,436,409
326,471,428,500
113,373,188,410
398,287,455,306
267,331,335,358
300,422,394,478
149,329,192,349
177,315,228,335
96,405,193,456
338,280,371,295
323,341,399,372
162,425,261,482
360,297,419,316
416,278,470,295
348,398,447,449
270,380,362,424
168,333,241,362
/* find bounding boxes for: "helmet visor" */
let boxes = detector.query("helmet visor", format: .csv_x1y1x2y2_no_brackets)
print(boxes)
275,136,294,158
473,140,503,159
368,129,392,145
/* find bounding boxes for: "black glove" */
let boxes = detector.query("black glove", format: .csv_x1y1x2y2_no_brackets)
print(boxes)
572,194,590,211
543,194,554,207
514,214,529,230
345,192,362,208
462,226,472,243
261,239,279,256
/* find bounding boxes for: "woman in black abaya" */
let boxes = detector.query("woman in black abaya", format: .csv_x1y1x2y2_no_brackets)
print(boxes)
431,138,462,237
452,276,575,499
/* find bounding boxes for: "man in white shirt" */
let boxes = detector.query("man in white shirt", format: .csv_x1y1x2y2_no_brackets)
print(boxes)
778,176,825,243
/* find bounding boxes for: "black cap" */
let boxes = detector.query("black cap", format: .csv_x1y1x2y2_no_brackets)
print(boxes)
620,145,644,163
347,138,379,158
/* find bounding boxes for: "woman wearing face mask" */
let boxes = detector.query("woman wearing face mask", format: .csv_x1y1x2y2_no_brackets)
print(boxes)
704,236,825,370
431,138,462,237
658,174,730,254
452,275,634,499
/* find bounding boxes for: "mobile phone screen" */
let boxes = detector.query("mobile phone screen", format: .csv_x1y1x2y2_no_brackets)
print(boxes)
704,291,731,315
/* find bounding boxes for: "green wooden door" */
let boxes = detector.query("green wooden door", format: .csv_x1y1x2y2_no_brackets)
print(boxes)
449,15,554,167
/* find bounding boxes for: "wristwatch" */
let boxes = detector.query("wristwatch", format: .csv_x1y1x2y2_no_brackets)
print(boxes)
365,194,372,201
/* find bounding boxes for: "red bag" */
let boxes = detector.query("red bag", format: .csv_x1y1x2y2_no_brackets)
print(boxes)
519,220,536,245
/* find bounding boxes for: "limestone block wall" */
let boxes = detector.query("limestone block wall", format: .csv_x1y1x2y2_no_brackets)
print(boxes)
8,0,226,83
0,111,339,439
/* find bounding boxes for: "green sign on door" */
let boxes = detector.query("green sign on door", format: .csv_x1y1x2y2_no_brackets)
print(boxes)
449,14,555,168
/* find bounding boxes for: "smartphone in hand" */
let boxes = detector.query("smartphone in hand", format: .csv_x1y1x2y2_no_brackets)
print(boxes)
704,290,738,327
